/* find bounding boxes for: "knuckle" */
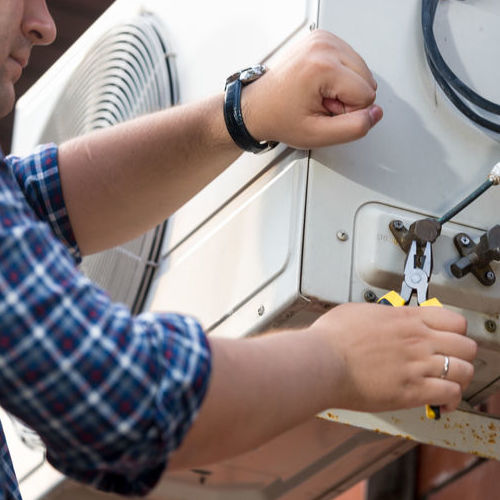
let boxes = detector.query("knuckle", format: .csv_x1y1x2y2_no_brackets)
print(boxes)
463,362,475,385
449,383,462,405
459,315,468,333
366,89,377,104
398,305,421,323
468,338,478,360
308,32,335,54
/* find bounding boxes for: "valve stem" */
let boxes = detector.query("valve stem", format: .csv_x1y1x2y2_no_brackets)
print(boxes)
438,163,500,225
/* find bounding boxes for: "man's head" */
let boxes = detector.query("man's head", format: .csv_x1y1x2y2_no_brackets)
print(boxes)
0,0,56,118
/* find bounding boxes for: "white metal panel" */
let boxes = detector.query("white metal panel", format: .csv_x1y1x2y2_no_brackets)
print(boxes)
303,0,500,304
148,155,308,336
141,0,310,102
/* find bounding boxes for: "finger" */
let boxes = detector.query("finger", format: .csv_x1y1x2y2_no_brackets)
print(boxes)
418,306,467,334
323,97,345,116
417,378,462,412
323,65,377,109
429,331,477,362
302,105,383,146
428,355,475,391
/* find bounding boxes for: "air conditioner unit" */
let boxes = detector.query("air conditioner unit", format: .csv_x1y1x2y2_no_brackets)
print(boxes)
9,0,500,499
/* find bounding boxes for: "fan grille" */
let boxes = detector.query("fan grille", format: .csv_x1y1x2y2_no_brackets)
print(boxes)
41,13,176,313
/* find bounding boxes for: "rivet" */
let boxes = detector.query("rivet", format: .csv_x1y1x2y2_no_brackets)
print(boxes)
364,290,377,303
485,320,497,334
393,220,404,231
485,271,495,283
258,306,265,317
309,22,317,31
460,235,471,246
337,231,349,242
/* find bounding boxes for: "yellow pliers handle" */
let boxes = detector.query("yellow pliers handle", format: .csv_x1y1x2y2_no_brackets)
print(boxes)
377,291,442,420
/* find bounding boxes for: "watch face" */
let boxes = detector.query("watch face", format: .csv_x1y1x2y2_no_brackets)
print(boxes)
239,64,267,84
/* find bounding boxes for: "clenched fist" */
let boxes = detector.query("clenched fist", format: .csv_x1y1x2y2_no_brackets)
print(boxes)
242,30,384,149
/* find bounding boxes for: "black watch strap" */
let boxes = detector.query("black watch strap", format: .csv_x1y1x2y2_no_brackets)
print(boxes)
224,78,278,154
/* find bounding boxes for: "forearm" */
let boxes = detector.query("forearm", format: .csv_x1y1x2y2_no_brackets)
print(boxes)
57,30,386,256
58,94,240,255
165,303,477,472
168,329,339,469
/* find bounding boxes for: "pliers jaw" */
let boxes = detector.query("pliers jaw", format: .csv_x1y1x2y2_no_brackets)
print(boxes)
400,240,432,305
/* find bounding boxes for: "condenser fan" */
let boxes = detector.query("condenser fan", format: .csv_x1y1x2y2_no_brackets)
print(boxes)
40,13,177,313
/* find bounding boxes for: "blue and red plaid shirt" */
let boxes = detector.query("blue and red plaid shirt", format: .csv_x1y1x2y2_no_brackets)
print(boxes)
0,144,211,498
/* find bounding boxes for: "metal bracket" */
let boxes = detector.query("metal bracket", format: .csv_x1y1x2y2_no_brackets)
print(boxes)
320,405,500,461
451,226,500,286
390,218,442,253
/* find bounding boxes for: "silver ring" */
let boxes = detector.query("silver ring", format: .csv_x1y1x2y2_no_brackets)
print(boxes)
440,355,450,379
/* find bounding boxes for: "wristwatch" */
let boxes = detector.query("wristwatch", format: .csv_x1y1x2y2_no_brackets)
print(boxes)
224,65,279,154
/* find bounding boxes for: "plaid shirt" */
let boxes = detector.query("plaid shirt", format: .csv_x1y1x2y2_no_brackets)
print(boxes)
0,145,211,498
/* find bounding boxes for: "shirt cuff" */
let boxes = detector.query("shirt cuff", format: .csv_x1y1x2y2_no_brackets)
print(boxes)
8,144,81,264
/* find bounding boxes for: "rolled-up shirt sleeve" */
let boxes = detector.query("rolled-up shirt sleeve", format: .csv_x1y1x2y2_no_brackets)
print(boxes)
0,147,212,496
8,144,81,263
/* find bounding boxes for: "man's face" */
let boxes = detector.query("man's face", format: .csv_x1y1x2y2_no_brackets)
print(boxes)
0,0,56,118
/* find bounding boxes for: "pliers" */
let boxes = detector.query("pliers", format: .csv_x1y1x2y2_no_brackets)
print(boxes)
378,239,442,419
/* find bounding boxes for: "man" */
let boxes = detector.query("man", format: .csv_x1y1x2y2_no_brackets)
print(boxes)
0,1,477,498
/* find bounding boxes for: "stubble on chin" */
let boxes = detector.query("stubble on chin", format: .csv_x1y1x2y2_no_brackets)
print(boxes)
0,95,15,119
0,74,16,119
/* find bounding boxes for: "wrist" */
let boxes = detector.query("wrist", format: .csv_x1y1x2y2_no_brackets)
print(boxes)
305,320,350,409
240,80,270,144
223,65,278,154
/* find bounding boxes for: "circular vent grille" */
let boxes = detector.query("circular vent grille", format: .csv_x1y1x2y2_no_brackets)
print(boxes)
41,13,177,313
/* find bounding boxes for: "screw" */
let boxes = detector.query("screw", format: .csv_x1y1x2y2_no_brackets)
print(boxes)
485,320,497,334
393,220,404,231
309,22,317,31
460,235,471,246
258,306,265,316
485,271,496,283
364,290,377,303
336,231,349,242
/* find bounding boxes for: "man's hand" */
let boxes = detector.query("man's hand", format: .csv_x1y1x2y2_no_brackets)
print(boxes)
242,30,383,149
309,303,477,414
167,303,475,470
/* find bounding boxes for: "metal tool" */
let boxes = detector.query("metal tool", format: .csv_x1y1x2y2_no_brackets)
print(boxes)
378,240,442,419
438,163,500,226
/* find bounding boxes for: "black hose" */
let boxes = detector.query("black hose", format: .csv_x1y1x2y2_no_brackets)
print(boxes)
422,0,500,132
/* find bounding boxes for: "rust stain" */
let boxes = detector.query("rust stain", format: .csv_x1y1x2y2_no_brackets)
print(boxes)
326,412,339,421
